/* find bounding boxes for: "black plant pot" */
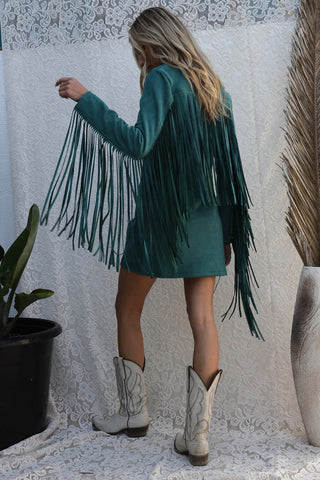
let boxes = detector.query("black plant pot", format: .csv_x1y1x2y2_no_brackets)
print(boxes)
0,318,62,450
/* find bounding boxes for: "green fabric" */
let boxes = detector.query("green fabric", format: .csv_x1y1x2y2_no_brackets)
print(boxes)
41,64,262,340
74,67,174,159
121,203,228,278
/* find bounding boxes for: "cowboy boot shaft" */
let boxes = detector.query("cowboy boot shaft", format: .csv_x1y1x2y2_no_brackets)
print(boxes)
93,357,149,436
114,357,147,417
186,367,221,441
174,367,222,466
114,357,127,415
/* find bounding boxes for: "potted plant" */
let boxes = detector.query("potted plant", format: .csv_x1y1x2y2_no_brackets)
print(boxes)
281,1,320,446
0,204,61,450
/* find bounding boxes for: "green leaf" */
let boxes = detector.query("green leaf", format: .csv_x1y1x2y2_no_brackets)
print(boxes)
0,297,5,324
0,205,40,291
0,285,9,297
0,246,5,287
14,289,54,315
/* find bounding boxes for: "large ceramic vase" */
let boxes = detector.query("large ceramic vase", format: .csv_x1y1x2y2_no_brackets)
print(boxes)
291,266,320,446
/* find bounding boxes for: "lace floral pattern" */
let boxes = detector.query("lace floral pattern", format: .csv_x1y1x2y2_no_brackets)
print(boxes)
0,0,299,50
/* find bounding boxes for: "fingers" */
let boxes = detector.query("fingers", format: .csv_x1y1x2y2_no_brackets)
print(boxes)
55,77,72,87
57,79,70,98
58,88,69,99
56,77,74,99
56,78,69,98
55,77,88,101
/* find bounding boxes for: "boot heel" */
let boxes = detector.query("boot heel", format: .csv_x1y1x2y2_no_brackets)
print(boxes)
174,441,188,456
189,453,209,466
126,425,149,437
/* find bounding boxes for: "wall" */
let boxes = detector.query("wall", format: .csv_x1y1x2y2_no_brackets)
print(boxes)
0,50,15,249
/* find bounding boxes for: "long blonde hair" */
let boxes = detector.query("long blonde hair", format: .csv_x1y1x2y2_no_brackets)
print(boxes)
129,7,228,122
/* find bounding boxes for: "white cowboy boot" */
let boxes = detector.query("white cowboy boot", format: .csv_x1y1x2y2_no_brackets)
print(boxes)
174,367,222,466
92,357,149,437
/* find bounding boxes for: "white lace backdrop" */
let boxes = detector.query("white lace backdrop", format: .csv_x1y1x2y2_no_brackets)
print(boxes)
2,1,320,479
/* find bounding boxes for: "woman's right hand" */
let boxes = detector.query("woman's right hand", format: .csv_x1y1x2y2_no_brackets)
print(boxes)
55,77,88,102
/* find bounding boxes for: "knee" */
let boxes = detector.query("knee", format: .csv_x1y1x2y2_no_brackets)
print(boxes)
115,295,121,317
186,304,214,332
115,294,127,319
115,294,142,325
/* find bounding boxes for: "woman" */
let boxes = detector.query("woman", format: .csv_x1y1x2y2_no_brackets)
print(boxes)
43,7,261,467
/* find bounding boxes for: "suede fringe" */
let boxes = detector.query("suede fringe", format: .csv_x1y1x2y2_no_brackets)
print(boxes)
41,97,262,340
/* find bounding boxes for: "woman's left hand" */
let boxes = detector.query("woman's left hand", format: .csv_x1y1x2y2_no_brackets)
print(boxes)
55,77,88,102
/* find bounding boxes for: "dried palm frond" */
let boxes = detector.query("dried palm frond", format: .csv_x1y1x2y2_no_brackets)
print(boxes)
281,0,320,266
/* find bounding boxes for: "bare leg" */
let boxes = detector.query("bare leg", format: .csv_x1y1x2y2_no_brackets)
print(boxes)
184,276,219,389
115,267,156,369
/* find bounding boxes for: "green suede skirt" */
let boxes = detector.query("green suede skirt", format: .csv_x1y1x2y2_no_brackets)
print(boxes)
121,204,227,278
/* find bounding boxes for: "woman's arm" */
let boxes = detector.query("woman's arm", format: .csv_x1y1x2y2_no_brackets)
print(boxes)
55,68,174,159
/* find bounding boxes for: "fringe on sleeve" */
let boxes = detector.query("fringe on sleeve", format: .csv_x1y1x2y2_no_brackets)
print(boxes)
41,95,262,340
214,109,262,340
41,110,142,271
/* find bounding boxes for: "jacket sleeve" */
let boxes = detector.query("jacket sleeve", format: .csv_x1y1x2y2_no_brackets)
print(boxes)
74,67,174,159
